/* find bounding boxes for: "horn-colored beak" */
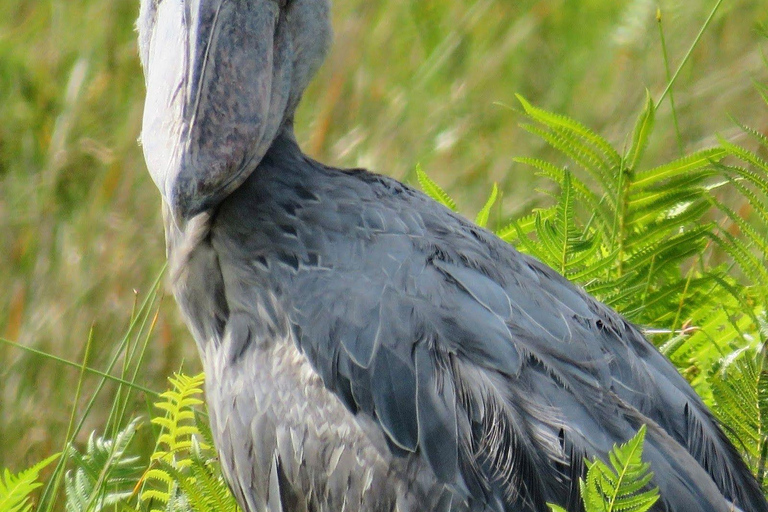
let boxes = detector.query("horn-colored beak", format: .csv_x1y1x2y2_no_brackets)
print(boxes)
141,0,292,221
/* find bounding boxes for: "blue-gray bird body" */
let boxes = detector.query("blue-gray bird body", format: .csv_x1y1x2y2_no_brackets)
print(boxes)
138,1,768,510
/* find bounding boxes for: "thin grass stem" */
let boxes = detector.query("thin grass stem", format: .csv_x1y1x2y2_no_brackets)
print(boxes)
0,337,159,396
655,0,724,109
656,8,684,156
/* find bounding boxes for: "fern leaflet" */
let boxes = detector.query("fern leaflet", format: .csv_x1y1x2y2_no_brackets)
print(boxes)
0,454,59,512
416,164,457,211
580,425,659,512
65,418,142,512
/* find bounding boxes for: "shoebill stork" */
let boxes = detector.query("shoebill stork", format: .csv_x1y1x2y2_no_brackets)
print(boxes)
136,1,767,510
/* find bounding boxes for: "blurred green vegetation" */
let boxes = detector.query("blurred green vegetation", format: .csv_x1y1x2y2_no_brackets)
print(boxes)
1,0,766,471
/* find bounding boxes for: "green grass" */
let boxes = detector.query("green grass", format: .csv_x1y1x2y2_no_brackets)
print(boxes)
0,0,766,475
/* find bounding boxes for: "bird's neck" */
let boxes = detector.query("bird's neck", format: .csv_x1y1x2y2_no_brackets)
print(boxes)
256,122,318,176
271,119,304,158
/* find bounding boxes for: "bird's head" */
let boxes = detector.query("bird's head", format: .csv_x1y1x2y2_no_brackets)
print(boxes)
137,0,332,222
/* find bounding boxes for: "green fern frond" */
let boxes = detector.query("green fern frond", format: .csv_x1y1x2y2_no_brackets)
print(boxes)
413,167,502,234
709,229,768,294
0,454,59,512
734,119,768,150
580,425,659,512
141,487,174,507
416,164,457,211
150,373,207,465
496,211,550,243
516,94,622,170
503,168,605,281
514,157,606,215
552,124,616,183
709,343,768,489
588,280,646,310
626,187,709,226
712,130,768,304
141,372,208,506
475,183,498,228
712,197,768,259
725,177,768,232
519,122,616,195
139,372,239,512
625,90,655,172
64,418,142,512
162,439,240,512
625,211,712,256
622,227,708,279
659,302,745,361
630,147,724,191
537,170,598,274
567,246,620,283
717,162,768,198
514,95,732,337
194,410,217,451
720,136,768,175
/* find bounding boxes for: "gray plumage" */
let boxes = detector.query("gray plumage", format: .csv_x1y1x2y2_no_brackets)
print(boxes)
137,1,768,511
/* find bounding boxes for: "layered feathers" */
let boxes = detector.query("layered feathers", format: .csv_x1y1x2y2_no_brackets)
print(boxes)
166,133,767,511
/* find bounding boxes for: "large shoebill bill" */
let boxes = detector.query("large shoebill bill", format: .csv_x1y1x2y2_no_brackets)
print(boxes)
136,1,767,510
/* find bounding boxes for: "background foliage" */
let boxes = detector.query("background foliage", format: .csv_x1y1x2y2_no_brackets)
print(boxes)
1,0,768,508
